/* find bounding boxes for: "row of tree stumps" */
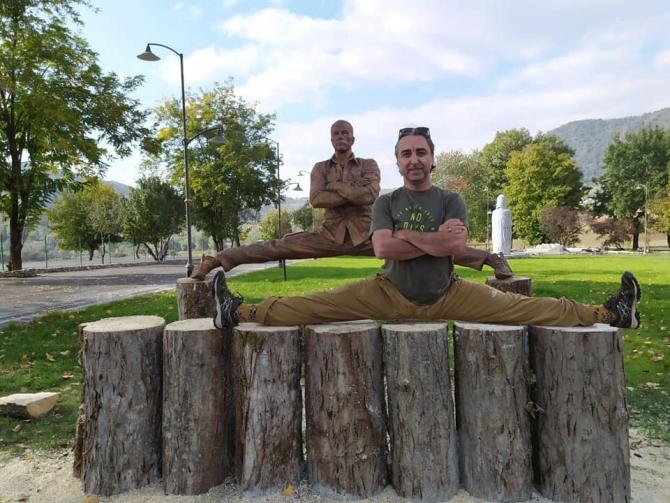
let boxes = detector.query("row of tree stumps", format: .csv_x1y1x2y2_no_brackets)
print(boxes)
75,276,630,502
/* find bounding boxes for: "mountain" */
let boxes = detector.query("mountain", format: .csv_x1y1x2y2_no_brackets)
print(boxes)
105,180,132,198
548,107,670,185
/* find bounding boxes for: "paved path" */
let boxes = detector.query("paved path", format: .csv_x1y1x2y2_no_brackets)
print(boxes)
0,262,285,327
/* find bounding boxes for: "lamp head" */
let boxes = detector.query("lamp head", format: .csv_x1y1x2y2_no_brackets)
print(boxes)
209,128,226,146
137,44,160,61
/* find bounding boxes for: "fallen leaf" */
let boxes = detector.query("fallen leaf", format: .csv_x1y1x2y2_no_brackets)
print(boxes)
20,354,31,363
63,371,74,379
46,353,55,362
651,355,664,362
59,350,71,357
81,495,99,503
12,423,22,433
282,483,294,497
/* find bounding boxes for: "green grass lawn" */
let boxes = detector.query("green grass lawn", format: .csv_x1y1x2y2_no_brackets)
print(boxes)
1,254,668,455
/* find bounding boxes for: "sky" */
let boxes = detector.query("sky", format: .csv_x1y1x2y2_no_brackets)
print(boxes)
80,0,670,195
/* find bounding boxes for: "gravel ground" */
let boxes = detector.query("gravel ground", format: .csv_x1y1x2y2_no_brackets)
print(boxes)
0,430,668,503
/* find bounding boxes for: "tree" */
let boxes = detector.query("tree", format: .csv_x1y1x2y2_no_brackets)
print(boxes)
145,82,278,251
259,209,293,242
479,129,576,196
0,0,147,270
48,181,102,260
539,206,582,246
598,126,670,250
87,183,125,264
433,150,489,241
651,181,670,247
48,180,125,262
504,143,585,244
587,216,634,250
123,176,184,262
292,203,314,231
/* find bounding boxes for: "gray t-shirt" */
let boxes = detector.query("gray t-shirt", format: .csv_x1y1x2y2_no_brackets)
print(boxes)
370,186,468,305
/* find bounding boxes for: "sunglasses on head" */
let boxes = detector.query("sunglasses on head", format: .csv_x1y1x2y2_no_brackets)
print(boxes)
398,126,431,139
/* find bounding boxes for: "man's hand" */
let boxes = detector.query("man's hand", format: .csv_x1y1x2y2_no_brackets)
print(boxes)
439,218,467,235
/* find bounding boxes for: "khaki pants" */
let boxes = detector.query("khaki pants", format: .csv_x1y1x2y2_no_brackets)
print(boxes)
218,231,489,270
255,275,598,327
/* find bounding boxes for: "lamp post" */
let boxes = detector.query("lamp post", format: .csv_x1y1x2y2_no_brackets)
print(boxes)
137,42,197,276
636,183,649,254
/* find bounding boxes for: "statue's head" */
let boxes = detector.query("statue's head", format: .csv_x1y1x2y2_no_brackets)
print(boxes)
496,194,507,209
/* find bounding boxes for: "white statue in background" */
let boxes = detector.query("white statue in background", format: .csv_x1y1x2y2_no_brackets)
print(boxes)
491,194,512,256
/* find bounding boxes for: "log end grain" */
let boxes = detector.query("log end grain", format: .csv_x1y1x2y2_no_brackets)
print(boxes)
82,315,165,333
486,276,532,296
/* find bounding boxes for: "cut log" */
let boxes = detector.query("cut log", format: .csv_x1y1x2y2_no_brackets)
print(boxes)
382,323,459,502
233,322,303,492
177,277,215,320
486,276,532,296
453,322,532,502
162,318,231,495
79,315,164,496
305,321,387,498
0,392,60,419
530,324,630,502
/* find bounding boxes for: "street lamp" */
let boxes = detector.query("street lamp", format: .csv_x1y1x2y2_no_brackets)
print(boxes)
636,183,649,254
138,42,198,277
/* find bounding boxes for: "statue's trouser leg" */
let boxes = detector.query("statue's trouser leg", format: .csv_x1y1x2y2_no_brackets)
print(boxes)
453,246,487,270
217,231,374,268
253,275,599,327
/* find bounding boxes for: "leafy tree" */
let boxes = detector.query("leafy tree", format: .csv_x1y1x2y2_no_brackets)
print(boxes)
259,209,293,242
292,203,314,231
145,82,278,251
479,129,576,196
598,126,670,250
0,0,147,270
539,206,582,246
587,216,634,250
123,176,184,262
651,181,670,247
48,181,101,260
504,143,585,244
87,183,125,263
433,150,490,241
48,180,125,262
479,129,533,194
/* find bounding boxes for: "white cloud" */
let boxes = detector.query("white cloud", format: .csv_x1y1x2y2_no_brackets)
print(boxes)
655,48,670,68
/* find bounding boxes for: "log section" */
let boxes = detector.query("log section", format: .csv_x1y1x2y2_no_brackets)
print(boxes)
305,321,387,498
454,322,532,502
162,318,230,495
233,322,303,492
80,316,164,495
530,324,630,502
177,277,215,320
383,322,459,502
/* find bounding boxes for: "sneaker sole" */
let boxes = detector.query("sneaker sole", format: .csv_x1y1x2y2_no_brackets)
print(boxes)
622,271,640,328
213,271,225,328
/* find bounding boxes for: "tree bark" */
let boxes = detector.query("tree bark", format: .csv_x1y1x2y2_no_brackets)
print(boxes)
382,322,459,502
233,323,303,492
176,277,215,320
162,318,231,495
454,322,532,502
79,315,164,496
530,324,630,502
486,276,532,296
305,321,387,498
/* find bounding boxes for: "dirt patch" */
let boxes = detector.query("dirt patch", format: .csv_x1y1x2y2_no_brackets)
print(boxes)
1,430,668,503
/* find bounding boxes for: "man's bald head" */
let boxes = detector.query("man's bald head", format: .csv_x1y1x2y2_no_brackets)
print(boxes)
330,120,355,154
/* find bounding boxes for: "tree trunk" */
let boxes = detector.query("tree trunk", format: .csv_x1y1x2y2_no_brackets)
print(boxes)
305,321,387,498
530,324,630,502
632,231,639,251
454,322,532,502
666,232,669,248
177,277,215,320
382,322,459,502
79,315,164,496
233,323,303,492
162,319,230,495
8,192,22,271
486,276,532,296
